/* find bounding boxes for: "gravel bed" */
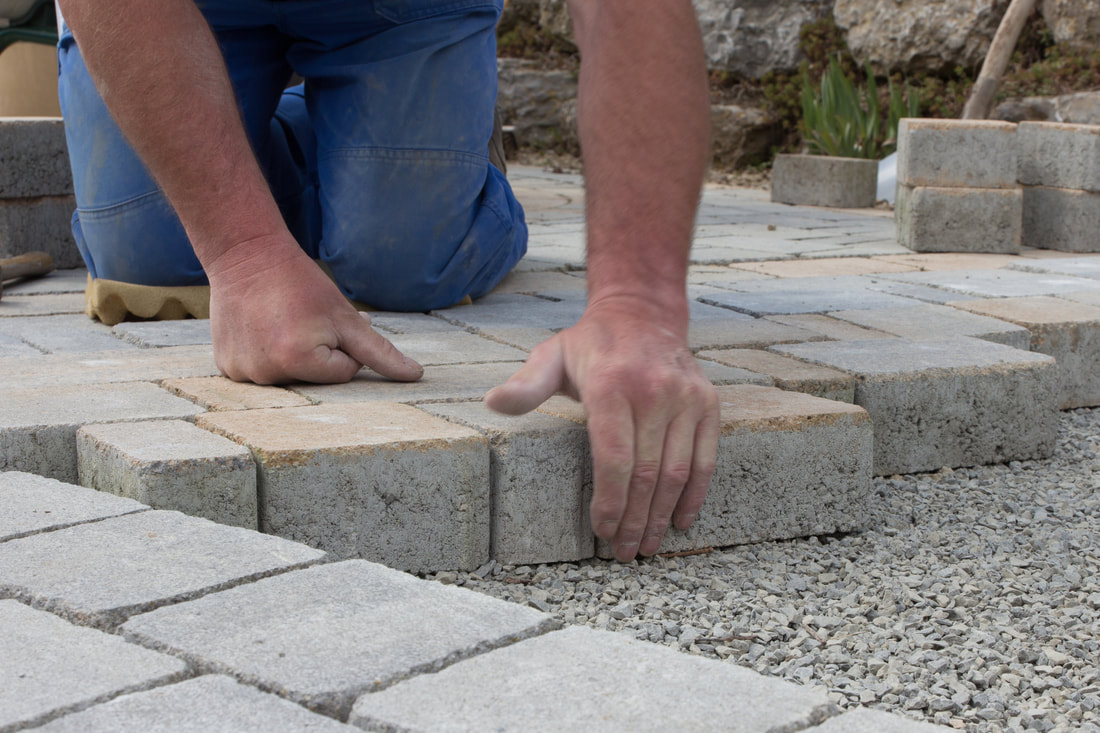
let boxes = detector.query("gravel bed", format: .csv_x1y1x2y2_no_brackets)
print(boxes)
428,407,1100,732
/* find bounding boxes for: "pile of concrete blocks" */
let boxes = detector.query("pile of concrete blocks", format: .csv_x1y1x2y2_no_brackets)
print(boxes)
0,117,81,268
1018,121,1100,252
895,118,1022,254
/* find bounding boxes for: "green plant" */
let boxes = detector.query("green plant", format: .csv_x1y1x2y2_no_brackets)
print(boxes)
800,56,918,159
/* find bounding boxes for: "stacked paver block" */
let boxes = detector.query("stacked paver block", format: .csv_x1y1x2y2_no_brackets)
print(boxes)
0,118,82,268
949,296,1100,409
120,560,557,720
421,402,594,565
197,402,491,572
772,338,1059,475
76,419,259,529
895,119,1021,254
538,385,874,556
1018,121,1100,252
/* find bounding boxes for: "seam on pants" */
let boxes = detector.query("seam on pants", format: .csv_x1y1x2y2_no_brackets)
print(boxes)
76,189,171,220
320,146,487,167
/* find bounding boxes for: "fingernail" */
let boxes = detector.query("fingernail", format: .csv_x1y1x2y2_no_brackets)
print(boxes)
639,534,664,557
615,542,639,560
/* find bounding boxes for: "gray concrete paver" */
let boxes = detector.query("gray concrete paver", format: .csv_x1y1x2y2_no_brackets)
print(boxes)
0,471,148,542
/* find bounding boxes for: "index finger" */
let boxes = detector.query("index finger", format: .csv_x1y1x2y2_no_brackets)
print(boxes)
339,311,424,382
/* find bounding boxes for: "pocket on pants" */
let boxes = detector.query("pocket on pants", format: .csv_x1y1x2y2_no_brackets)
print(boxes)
372,0,500,23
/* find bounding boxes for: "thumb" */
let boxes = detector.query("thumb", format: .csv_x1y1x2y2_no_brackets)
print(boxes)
484,337,568,415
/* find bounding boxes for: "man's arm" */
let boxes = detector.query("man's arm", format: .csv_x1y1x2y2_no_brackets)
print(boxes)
485,0,719,561
58,0,422,385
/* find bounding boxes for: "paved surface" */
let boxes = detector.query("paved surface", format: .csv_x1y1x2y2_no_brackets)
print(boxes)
3,165,1100,730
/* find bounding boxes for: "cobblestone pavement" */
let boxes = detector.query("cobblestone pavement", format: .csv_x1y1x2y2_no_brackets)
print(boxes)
3,166,1099,731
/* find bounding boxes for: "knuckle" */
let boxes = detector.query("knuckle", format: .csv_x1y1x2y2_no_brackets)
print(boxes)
629,460,661,490
661,460,693,487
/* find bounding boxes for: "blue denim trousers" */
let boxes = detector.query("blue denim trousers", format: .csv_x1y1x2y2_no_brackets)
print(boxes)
57,0,527,311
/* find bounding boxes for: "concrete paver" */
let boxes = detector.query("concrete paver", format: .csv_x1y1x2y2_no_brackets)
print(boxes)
1017,121,1100,192
198,402,490,572
0,600,187,732
829,303,1033,349
699,275,920,316
895,185,1022,254
806,707,946,732
697,348,856,402
896,119,1018,190
876,268,1100,299
290,361,525,405
77,419,258,529
0,509,324,629
350,625,835,733
0,471,147,542
120,560,557,720
1022,185,1100,253
162,375,313,411
32,675,359,733
111,319,213,347
0,314,139,353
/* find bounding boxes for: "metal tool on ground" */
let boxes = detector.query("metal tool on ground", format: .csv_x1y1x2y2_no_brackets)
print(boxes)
0,251,55,300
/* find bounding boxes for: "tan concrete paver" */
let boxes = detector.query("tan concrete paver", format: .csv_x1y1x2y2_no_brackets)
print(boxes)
162,375,312,411
871,252,1025,271
0,346,219,390
727,257,917,278
763,313,896,341
698,348,855,402
198,403,490,572
290,361,525,404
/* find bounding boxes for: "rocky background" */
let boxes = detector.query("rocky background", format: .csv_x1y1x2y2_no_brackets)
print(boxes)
497,0,1100,172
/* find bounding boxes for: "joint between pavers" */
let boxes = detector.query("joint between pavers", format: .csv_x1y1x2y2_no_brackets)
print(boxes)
0,506,153,546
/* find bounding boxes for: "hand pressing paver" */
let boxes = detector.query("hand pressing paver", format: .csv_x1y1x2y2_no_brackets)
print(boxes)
0,471,147,542
350,625,835,733
828,303,1032,350
162,375,312,411
32,676,359,732
120,560,557,721
0,382,205,482
773,338,1058,475
0,509,324,630
696,348,856,402
949,296,1100,409
77,420,258,529
198,402,490,572
805,707,948,732
420,402,594,565
0,600,187,732
539,385,873,554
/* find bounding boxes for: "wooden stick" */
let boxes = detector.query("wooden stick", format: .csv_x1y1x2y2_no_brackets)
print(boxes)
962,0,1038,120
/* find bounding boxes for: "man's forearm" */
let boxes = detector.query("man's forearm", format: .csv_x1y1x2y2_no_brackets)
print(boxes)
59,0,290,277
567,0,710,326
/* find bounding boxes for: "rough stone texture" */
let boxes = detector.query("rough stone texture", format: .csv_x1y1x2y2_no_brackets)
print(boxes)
0,600,187,732
699,276,918,317
162,376,312,411
197,402,490,572
421,402,593,565
0,314,139,353
0,382,205,483
495,58,578,153
829,303,1032,349
0,509,324,629
1009,255,1100,280
772,338,1059,475
290,361,525,405
878,267,1100,298
351,625,835,732
950,296,1100,409
0,345,219,391
0,471,147,542
110,319,212,347
896,185,1022,254
995,91,1100,126
711,104,784,169
1017,121,1100,192
771,154,878,209
0,195,83,268
385,330,528,366
0,118,73,198
896,119,1018,189
692,0,829,78
32,676,360,733
1041,0,1100,51
806,708,947,732
1022,186,1100,253
120,560,557,721
540,385,874,553
834,0,1008,74
697,348,856,402
77,420,258,530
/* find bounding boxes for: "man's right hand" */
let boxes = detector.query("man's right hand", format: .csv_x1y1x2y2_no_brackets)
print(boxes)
207,232,423,386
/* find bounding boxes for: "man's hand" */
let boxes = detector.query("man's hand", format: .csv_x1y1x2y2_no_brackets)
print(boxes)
485,295,719,561
207,233,423,385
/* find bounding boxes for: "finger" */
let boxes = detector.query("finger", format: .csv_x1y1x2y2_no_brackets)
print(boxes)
638,412,697,557
483,338,567,415
608,403,668,562
673,393,720,530
339,311,423,383
585,392,635,548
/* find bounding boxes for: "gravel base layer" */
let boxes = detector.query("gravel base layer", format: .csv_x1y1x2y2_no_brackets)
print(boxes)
427,408,1100,732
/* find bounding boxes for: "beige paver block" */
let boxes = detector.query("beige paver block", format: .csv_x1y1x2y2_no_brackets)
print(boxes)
386,330,528,365
490,269,587,294
540,386,873,554
162,376,312,411
871,252,1023,272
727,257,917,278
198,402,490,572
77,420,258,529
290,361,524,405
697,348,855,402
0,345,219,391
950,296,1100,408
829,303,1033,350
0,382,205,482
763,314,895,342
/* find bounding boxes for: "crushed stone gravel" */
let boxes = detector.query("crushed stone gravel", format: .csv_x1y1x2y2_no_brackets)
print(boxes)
428,407,1100,733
